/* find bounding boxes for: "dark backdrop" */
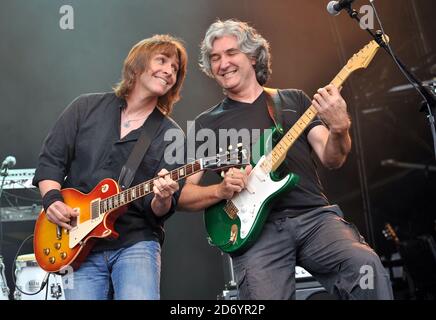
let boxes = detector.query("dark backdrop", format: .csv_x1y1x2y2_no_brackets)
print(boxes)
0,0,435,299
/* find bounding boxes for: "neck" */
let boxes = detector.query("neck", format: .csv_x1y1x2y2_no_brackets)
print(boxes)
125,89,158,115
226,83,264,103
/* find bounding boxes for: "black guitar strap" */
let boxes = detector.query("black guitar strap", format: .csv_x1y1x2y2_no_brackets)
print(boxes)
263,87,284,134
264,87,294,176
118,107,164,190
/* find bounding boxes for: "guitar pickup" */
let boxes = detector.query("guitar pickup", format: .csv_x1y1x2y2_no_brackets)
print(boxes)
224,201,238,220
245,183,255,194
251,169,265,184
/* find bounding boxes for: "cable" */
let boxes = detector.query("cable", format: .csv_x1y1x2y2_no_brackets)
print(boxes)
45,273,50,300
369,1,432,107
369,0,436,159
10,234,51,299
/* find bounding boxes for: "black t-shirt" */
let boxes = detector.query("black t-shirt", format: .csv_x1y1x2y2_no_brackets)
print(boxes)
191,89,329,218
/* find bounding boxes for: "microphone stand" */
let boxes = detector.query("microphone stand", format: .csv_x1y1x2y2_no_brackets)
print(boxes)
381,159,436,173
0,167,8,257
343,4,436,159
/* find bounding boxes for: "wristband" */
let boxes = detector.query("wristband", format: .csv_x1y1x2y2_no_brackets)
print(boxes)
42,189,64,212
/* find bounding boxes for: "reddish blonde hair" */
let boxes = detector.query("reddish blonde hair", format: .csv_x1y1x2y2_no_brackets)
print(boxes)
114,35,188,115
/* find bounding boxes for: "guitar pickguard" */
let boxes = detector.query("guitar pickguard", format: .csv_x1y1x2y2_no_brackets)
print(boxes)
69,212,105,248
228,157,290,239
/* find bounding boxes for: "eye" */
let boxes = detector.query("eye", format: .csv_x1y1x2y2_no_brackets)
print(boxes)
210,54,220,62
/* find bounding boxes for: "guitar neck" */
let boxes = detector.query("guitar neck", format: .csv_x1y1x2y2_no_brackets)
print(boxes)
100,160,202,213
264,64,353,172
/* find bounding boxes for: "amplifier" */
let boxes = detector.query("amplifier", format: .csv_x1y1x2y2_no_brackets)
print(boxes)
1,168,36,190
218,259,335,300
0,205,41,222
295,267,336,300
296,281,334,300
295,266,314,281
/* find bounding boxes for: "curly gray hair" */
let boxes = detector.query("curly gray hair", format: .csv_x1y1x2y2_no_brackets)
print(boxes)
199,19,271,85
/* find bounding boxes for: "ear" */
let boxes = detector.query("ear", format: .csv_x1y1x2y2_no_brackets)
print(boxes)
250,57,256,66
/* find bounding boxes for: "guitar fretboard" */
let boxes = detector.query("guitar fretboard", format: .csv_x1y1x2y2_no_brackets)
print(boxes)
262,62,353,172
99,160,202,214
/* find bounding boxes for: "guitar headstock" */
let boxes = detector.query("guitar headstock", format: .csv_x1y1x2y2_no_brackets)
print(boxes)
202,143,250,172
345,34,389,73
382,222,400,246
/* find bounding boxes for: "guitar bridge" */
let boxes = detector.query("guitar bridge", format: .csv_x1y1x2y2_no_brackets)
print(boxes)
224,201,238,220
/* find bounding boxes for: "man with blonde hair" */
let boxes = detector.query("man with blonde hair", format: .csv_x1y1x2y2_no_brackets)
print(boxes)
33,35,188,300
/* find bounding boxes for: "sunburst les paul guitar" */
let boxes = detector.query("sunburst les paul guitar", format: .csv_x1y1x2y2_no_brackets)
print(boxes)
34,144,248,273
204,36,389,254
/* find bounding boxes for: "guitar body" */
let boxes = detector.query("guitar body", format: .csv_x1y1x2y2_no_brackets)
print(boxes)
204,127,299,254
33,178,126,273
33,146,250,273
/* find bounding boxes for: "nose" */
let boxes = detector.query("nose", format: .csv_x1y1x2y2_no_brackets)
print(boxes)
160,61,173,76
219,56,231,70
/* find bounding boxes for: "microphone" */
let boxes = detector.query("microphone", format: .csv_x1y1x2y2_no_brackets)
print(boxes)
1,156,16,170
327,0,356,16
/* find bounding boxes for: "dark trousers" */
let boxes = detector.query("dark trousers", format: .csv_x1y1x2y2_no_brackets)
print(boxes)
231,205,393,300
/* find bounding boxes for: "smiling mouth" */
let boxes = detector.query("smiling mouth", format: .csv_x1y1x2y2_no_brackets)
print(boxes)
221,70,237,79
155,77,169,85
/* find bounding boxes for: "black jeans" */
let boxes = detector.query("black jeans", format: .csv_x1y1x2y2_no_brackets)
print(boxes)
232,205,393,300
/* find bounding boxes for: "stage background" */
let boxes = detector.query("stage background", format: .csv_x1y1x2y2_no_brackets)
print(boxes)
0,0,435,299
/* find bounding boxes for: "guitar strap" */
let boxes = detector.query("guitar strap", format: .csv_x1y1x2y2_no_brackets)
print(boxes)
118,107,164,190
264,87,294,176
263,87,284,134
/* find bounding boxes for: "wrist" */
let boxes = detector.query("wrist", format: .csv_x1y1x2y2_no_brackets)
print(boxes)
330,120,351,135
330,126,349,135
42,189,63,212
151,196,171,215
214,184,223,200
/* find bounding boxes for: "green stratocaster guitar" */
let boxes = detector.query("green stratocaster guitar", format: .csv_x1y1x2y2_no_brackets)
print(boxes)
204,36,389,254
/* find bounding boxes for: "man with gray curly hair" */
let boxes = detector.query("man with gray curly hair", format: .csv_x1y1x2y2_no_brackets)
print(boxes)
179,19,392,300
199,19,271,86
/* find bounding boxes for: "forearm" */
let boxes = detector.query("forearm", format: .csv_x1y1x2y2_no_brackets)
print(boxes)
38,180,62,197
323,128,352,169
178,182,222,212
151,197,173,217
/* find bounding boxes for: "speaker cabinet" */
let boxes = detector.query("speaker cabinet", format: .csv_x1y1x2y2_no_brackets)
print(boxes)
296,279,336,300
